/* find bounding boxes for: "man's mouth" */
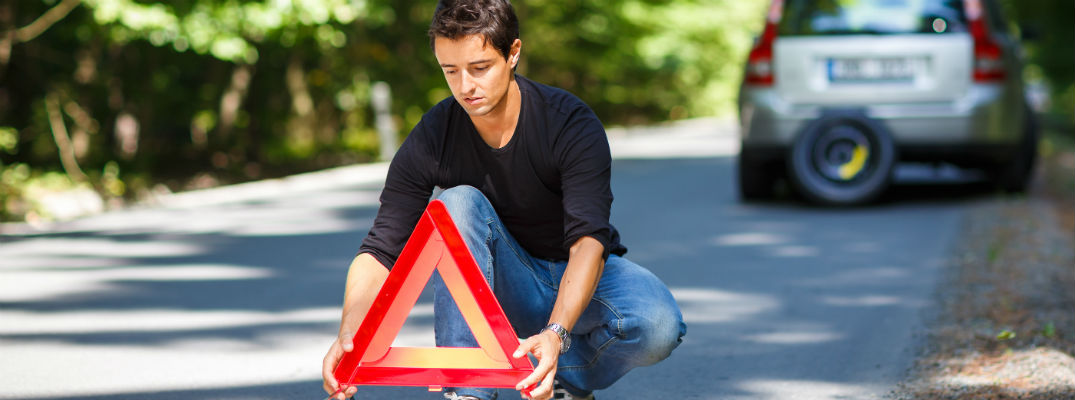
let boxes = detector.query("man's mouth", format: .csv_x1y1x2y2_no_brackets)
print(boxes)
463,96,483,105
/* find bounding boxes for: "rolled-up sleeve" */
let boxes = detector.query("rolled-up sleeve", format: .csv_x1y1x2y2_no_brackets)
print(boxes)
557,107,614,260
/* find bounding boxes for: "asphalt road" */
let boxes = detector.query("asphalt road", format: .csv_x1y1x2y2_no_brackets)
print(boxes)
0,120,991,399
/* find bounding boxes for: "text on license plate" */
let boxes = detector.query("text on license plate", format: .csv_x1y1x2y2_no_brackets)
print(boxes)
827,58,915,82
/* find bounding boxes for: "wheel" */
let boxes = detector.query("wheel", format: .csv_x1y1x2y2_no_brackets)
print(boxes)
994,104,1039,193
787,111,897,205
738,149,778,201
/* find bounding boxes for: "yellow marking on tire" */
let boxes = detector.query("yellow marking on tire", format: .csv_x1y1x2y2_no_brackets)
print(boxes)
838,145,869,180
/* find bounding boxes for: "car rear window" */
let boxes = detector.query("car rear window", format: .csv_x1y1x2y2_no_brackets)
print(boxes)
779,0,969,36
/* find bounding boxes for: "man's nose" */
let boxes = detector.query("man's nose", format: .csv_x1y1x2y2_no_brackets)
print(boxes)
460,70,476,94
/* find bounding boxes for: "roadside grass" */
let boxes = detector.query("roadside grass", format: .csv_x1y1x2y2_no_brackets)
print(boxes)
892,126,1075,399
1039,127,1075,232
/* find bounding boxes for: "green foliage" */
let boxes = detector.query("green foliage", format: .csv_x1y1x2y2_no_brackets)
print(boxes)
3,0,1068,221
84,0,367,63
520,0,767,122
0,161,84,222
0,127,21,220
0,127,16,153
1042,321,1056,338
998,0,1075,122
0,0,770,221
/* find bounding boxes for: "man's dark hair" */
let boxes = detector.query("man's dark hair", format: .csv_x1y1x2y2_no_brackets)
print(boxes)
429,0,520,60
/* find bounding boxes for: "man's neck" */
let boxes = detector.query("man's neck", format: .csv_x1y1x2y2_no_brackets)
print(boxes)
471,78,522,149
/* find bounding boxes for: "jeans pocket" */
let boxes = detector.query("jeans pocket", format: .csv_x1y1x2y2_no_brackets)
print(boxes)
559,298,624,370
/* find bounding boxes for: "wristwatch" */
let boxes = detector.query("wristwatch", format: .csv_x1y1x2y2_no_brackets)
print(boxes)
543,323,571,354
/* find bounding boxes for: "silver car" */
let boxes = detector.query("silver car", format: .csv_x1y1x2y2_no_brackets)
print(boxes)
737,0,1037,205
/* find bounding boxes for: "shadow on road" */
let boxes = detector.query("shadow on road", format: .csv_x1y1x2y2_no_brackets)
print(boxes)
600,157,994,399
1,156,1007,399
52,380,425,400
0,183,400,398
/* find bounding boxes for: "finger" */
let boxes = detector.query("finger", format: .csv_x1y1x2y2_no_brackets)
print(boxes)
323,381,336,397
334,385,357,400
329,387,344,400
325,384,349,400
339,331,354,352
516,345,556,391
517,367,543,391
536,366,556,400
520,359,555,398
523,370,554,400
513,336,537,359
322,365,335,394
323,344,341,394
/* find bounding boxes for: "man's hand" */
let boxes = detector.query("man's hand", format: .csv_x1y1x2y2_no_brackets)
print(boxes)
323,253,390,399
513,329,562,400
513,236,603,399
322,331,359,400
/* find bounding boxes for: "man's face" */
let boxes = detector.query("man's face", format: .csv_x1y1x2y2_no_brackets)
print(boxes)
433,35,519,117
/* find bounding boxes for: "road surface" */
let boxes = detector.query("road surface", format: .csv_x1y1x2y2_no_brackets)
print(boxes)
0,119,988,399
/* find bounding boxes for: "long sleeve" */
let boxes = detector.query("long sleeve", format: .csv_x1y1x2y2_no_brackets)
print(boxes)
357,120,437,269
556,105,616,260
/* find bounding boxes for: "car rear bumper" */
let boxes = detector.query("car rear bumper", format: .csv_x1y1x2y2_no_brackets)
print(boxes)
740,142,1019,169
739,84,1022,148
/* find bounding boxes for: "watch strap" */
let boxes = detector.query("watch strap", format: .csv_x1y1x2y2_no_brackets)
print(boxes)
543,323,570,354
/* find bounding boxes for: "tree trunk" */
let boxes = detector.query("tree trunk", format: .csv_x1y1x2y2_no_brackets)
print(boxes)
216,63,253,145
45,91,88,182
286,54,316,152
0,1,14,80
14,0,81,43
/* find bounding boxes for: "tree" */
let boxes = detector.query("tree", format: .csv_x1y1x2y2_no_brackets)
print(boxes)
0,0,771,221
999,0,1075,126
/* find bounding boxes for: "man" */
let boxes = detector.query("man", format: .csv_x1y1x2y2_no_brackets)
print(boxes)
322,1,685,399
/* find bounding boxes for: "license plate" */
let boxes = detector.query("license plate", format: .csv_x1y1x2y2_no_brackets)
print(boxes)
827,58,915,83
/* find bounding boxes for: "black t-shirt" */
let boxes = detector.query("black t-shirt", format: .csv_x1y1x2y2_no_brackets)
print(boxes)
358,75,626,269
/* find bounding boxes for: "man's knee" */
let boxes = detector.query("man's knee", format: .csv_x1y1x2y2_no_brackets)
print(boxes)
437,184,488,209
438,184,482,202
436,185,490,226
601,258,686,367
618,299,685,367
636,311,685,366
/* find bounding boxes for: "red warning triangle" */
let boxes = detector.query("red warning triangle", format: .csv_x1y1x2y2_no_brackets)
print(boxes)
333,199,535,391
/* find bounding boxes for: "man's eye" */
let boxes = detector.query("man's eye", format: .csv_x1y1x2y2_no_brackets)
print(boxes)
475,66,488,71
444,70,457,75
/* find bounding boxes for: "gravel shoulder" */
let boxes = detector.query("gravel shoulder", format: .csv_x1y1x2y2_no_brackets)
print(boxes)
890,142,1075,399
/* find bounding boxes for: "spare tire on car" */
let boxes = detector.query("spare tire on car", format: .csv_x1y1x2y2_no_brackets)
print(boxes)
787,110,897,206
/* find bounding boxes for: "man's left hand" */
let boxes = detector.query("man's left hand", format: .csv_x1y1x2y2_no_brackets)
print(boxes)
513,329,561,400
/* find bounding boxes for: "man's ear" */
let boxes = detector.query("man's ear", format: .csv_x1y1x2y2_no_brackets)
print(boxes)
509,38,522,67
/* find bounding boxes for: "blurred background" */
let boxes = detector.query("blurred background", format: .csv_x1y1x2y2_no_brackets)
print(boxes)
1,2,1073,399
0,0,1070,221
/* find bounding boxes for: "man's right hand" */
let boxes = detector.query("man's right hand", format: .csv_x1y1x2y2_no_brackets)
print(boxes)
324,253,390,399
322,331,359,400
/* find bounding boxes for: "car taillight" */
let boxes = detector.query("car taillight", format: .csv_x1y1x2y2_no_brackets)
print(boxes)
745,0,783,86
964,0,1006,82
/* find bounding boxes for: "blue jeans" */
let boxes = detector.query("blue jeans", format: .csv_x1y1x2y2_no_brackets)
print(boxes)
433,186,686,399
